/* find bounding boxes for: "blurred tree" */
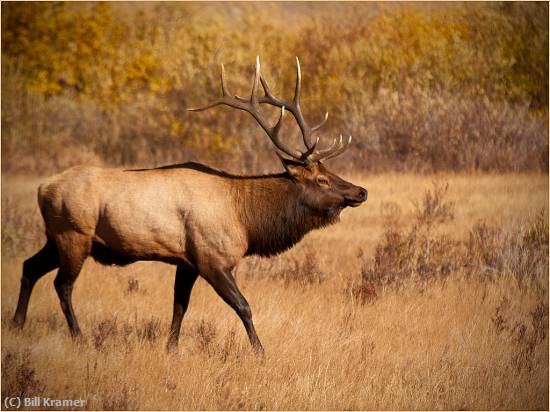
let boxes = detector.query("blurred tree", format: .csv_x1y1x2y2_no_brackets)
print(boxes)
1,2,547,173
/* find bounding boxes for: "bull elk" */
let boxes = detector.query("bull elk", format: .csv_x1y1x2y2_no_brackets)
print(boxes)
13,57,367,353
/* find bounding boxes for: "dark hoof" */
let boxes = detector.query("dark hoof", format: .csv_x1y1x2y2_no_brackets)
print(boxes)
70,330,85,344
10,318,25,330
253,344,265,357
166,335,180,353
166,342,179,353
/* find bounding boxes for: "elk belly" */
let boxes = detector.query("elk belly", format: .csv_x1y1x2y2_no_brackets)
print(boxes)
93,201,187,264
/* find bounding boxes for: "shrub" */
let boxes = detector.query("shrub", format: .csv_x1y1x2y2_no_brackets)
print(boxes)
354,182,459,295
345,85,548,172
194,320,217,354
93,318,118,351
1,350,45,400
239,244,324,286
350,184,549,303
2,3,547,173
136,317,161,344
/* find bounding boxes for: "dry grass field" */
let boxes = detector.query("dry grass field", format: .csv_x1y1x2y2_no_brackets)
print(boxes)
1,172,548,410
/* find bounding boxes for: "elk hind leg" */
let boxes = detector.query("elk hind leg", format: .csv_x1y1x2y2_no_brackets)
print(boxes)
54,234,91,337
13,238,60,328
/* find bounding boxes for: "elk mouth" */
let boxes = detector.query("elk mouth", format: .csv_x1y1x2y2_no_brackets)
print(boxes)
344,189,367,207
344,198,365,207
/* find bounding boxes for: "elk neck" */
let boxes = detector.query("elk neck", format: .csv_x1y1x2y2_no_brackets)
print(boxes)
230,174,339,257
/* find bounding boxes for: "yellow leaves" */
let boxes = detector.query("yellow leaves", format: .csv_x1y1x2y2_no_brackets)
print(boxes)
6,2,543,111
1,1,547,162
205,131,233,159
170,119,181,137
2,3,169,107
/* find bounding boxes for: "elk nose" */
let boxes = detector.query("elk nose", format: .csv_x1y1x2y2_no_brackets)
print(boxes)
359,188,368,201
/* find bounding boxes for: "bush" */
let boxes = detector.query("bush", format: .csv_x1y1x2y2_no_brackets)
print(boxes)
239,244,324,286
2,3,548,174
345,86,548,172
349,184,549,304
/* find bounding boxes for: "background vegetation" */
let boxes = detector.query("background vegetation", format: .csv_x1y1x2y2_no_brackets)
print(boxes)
2,2,548,174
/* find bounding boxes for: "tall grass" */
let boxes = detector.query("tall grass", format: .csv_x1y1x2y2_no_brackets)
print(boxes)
1,173,547,410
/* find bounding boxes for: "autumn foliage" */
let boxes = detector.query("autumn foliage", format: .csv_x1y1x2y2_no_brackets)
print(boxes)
2,2,548,173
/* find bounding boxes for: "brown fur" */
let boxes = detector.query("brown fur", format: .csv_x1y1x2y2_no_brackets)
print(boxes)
231,175,340,257
13,159,366,352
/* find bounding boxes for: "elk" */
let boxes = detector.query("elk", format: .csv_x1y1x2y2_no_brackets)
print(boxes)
12,57,367,353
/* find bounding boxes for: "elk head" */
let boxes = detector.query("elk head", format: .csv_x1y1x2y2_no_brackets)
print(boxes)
188,56,368,215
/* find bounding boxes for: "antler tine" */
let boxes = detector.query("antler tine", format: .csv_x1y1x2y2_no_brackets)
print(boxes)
256,57,321,151
311,112,329,132
250,57,302,159
273,106,286,136
322,135,352,161
301,136,320,158
251,56,261,106
186,102,221,112
309,135,352,162
187,63,234,112
309,136,340,160
259,76,284,106
263,106,305,159
221,64,229,96
294,56,302,106
291,56,317,150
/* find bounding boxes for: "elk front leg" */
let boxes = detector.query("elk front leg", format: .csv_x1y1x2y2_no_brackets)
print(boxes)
202,266,264,354
167,263,199,351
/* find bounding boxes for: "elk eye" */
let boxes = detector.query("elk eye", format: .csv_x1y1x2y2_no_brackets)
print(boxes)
316,176,330,186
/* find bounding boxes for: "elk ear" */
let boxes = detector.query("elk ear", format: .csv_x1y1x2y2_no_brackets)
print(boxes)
276,152,305,180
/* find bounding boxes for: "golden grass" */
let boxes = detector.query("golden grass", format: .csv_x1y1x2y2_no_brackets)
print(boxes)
1,172,548,410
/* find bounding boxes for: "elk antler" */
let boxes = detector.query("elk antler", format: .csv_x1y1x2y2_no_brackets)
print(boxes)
188,56,352,164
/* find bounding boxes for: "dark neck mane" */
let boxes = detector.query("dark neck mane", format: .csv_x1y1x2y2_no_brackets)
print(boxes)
231,175,339,257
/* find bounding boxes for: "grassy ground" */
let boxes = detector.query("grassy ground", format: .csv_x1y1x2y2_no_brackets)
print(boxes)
1,172,548,410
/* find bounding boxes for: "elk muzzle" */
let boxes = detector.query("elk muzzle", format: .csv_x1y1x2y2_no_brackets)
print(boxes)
344,186,368,207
